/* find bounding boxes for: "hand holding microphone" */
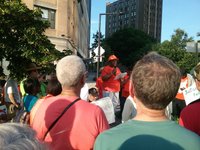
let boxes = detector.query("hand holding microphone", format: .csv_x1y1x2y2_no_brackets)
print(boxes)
112,66,117,75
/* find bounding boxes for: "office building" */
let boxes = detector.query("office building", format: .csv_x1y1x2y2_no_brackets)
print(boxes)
23,0,91,58
106,0,162,42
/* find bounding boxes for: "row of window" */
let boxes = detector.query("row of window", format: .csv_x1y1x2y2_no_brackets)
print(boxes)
108,12,136,22
108,4,136,13
107,24,133,34
108,19,135,28
109,0,136,9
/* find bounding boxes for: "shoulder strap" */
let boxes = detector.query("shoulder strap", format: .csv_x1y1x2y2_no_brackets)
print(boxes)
43,97,81,140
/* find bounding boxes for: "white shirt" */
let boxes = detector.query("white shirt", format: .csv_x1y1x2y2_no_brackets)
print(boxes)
80,83,89,101
122,96,137,122
4,79,21,103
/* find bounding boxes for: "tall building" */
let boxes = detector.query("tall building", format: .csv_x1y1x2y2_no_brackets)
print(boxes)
106,0,162,42
22,0,91,58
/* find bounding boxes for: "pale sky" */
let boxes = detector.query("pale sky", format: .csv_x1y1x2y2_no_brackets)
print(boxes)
90,0,200,46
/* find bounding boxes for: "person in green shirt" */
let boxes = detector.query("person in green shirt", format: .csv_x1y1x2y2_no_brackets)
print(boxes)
20,63,41,98
94,52,200,150
37,73,47,98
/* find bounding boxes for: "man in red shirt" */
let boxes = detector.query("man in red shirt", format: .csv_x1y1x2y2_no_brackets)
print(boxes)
120,68,131,115
173,68,188,119
101,55,121,112
30,55,109,150
179,63,200,136
96,67,104,99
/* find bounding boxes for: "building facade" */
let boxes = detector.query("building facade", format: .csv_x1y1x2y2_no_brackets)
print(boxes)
22,0,91,58
106,0,162,42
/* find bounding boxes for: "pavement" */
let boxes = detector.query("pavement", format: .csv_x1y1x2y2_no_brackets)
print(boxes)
86,71,96,88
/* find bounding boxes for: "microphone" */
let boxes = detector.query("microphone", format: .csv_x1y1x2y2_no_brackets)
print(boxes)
113,66,117,75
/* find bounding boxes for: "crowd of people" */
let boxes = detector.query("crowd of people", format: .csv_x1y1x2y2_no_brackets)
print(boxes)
0,52,199,149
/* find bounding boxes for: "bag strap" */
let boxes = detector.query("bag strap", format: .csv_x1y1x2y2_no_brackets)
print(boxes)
43,97,81,140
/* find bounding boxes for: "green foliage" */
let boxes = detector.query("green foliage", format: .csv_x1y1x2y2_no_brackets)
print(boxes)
153,28,196,72
90,31,104,63
91,31,104,49
0,0,67,80
104,28,156,67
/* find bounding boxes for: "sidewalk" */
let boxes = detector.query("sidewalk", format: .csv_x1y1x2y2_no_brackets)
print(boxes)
86,71,96,88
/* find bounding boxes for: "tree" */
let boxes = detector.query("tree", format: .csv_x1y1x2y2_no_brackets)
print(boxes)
104,28,156,67
197,32,200,37
91,31,104,49
90,31,104,65
153,28,195,72
0,0,67,80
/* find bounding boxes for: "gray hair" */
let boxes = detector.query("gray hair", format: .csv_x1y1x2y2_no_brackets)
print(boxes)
0,123,47,150
56,55,86,87
131,51,181,110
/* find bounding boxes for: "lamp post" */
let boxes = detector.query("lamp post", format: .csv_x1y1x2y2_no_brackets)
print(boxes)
96,12,124,78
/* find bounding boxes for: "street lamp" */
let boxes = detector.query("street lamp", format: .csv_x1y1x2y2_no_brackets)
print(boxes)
96,12,124,78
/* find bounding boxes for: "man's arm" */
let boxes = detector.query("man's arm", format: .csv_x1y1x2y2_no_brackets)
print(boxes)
8,93,19,108
101,67,116,81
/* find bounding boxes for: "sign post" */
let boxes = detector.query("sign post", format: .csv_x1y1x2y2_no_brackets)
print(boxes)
186,41,200,63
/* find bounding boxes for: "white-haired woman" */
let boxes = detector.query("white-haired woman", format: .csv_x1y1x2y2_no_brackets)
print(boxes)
30,55,109,150
0,123,47,150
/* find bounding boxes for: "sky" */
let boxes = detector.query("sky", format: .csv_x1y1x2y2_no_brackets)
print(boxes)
90,0,200,46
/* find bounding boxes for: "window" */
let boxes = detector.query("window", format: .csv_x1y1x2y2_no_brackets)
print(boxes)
35,6,56,29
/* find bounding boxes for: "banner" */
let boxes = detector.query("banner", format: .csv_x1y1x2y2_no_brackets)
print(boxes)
183,84,200,105
92,97,115,124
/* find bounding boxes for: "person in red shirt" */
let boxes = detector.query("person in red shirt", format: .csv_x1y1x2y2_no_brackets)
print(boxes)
101,55,121,112
96,67,104,99
173,68,187,119
120,68,131,115
179,63,200,136
30,55,109,150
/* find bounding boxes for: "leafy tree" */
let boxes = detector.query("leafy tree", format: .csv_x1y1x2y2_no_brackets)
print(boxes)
104,28,156,67
153,28,196,72
90,31,104,65
0,0,67,80
91,31,104,49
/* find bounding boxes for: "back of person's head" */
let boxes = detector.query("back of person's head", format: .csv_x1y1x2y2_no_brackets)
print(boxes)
180,67,187,77
24,78,40,95
46,78,62,96
0,123,46,150
88,88,98,96
88,88,99,102
131,52,181,110
56,55,86,87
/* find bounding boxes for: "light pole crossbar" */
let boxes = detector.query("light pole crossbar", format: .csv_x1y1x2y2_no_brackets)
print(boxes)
96,12,124,78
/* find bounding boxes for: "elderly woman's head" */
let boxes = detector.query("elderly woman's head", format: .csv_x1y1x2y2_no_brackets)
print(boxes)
56,55,86,88
0,123,46,150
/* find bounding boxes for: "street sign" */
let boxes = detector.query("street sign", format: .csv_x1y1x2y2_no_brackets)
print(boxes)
186,42,200,53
